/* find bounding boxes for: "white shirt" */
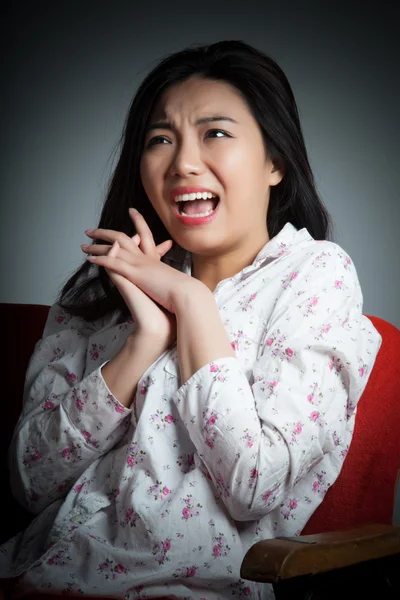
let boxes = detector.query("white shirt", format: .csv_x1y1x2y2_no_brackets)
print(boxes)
0,223,382,600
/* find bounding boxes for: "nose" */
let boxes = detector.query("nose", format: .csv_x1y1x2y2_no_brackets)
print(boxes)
168,139,205,177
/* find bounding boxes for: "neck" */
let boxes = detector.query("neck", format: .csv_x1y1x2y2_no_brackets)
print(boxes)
191,233,270,293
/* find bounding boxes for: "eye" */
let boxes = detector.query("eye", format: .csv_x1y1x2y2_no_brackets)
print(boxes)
205,129,230,139
146,136,170,147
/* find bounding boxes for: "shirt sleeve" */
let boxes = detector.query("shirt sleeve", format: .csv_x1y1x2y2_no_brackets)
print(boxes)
172,244,382,521
8,303,132,514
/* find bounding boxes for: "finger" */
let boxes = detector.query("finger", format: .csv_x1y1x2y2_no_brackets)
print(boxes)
132,234,140,245
128,208,157,255
85,228,135,251
156,239,173,258
108,240,120,257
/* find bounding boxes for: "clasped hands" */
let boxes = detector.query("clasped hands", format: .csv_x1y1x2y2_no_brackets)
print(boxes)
81,207,203,348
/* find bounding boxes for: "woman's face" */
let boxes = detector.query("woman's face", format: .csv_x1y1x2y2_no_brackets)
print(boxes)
140,76,283,257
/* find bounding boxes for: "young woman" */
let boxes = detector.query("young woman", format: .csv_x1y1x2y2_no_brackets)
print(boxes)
0,40,381,600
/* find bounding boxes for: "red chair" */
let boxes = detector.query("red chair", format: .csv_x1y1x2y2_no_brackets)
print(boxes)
2,304,400,599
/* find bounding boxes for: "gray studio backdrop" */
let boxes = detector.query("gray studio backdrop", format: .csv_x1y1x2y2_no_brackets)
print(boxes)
1,1,399,522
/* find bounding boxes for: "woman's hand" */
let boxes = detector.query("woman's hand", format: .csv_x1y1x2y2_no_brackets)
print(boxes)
83,208,201,316
81,209,177,348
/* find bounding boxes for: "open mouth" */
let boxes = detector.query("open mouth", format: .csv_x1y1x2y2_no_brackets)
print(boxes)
176,196,220,217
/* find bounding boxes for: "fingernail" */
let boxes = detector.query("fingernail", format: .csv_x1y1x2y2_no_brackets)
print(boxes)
81,244,89,249
129,208,139,213
85,229,94,234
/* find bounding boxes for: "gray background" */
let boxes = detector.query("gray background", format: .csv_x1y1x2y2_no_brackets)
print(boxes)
1,1,399,522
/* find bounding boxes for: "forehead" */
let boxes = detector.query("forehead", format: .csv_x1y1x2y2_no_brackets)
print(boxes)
151,77,249,121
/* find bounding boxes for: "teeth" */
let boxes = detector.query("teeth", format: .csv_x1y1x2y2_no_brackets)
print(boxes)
174,192,217,202
181,208,215,217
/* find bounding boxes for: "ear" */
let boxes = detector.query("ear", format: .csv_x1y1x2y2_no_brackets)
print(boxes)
269,159,285,186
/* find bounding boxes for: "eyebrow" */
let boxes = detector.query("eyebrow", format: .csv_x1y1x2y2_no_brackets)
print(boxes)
146,115,239,132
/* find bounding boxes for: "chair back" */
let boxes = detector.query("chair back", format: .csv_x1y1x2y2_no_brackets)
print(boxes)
303,315,400,533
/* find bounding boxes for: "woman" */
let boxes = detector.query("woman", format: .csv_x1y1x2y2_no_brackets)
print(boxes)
0,40,381,599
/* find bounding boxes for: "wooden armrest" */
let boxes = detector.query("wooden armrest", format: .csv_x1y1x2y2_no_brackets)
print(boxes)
240,523,400,583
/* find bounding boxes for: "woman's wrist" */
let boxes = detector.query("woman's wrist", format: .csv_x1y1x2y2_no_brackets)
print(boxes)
174,284,235,383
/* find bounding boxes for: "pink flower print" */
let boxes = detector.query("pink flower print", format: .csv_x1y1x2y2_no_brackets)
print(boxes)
205,438,214,448
285,347,294,358
62,448,71,458
148,479,172,501
208,414,217,426
244,431,255,448
56,315,63,324
281,497,299,520
322,324,331,334
115,403,124,414
262,483,281,506
358,361,368,378
334,280,342,289
75,398,84,411
307,394,314,403
176,453,195,473
139,375,154,396
238,292,257,311
328,356,344,376
293,422,302,434
89,343,105,361
74,483,84,493
122,507,140,528
213,544,221,557
312,470,330,497
244,587,251,596
82,430,91,440
231,340,239,351
126,443,146,469
290,271,299,280
210,363,219,372
186,566,196,577
114,564,125,574
250,468,258,479
310,296,318,306
262,490,272,502
97,558,127,579
165,414,174,423
126,455,136,467
65,371,77,386
181,494,202,519
310,411,320,422
266,337,273,346
152,538,172,565
43,400,54,410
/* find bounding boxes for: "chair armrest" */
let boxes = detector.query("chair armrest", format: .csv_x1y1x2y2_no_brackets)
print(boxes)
240,523,400,583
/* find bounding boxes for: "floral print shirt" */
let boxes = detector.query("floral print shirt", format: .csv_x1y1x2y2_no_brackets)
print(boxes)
0,223,381,600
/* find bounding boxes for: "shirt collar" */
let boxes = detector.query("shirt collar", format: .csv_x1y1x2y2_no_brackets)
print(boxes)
163,222,313,277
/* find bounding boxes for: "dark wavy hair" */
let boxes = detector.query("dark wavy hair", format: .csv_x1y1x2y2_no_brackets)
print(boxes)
57,39,332,322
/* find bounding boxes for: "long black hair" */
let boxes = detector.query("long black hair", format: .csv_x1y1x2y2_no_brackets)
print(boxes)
57,40,332,323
